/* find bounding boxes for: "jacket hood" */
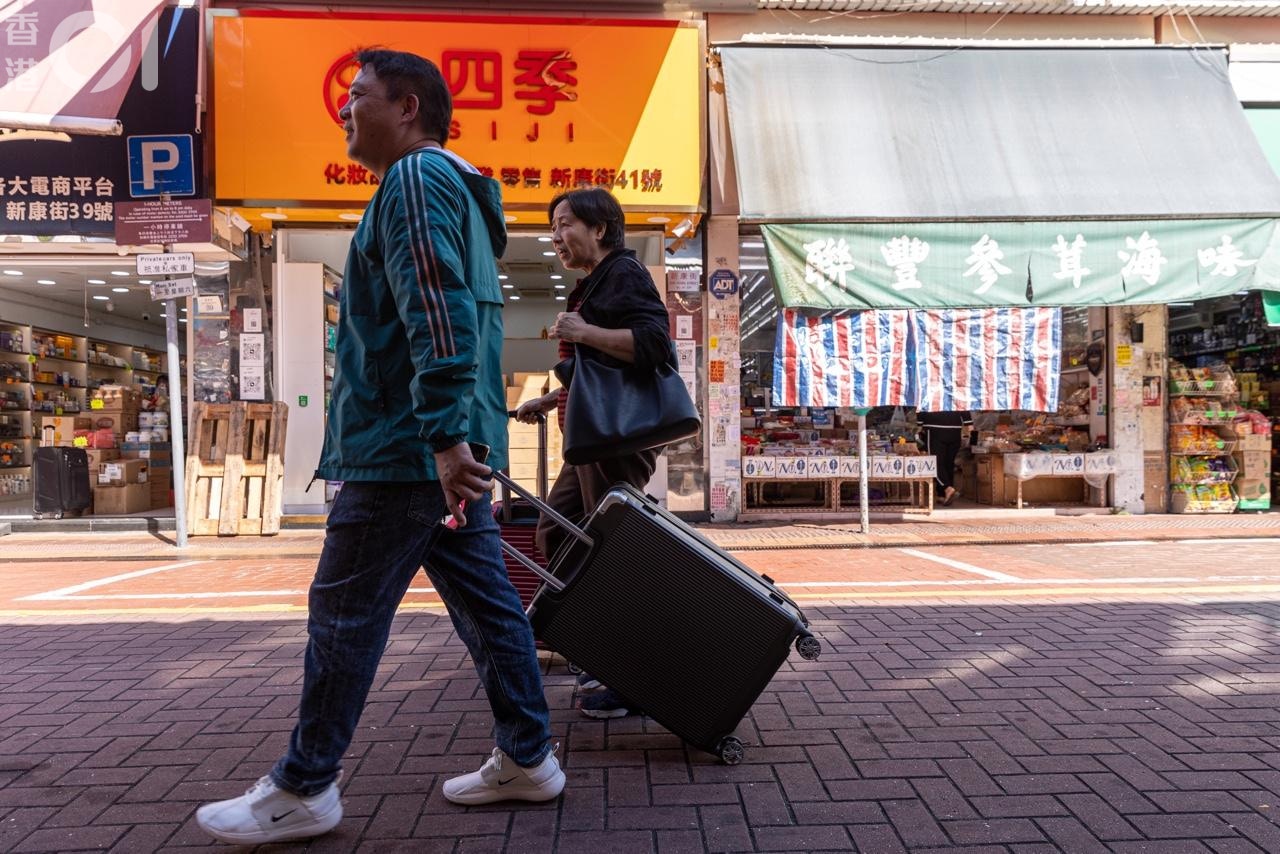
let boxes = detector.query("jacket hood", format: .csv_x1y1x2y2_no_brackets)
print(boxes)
458,170,508,258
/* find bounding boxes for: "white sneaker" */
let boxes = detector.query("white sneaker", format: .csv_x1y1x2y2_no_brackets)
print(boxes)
196,775,342,844
442,746,566,806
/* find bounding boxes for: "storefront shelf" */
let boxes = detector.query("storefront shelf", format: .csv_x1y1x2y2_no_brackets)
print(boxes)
1170,449,1236,456
30,354,82,365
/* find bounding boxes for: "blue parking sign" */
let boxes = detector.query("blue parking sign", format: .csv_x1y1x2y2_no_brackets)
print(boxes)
127,134,195,197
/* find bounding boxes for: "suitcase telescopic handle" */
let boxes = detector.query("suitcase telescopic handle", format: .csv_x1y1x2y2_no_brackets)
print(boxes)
489,467,593,550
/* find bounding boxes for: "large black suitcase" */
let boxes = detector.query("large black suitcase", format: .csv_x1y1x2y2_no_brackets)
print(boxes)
33,446,91,519
492,471,820,764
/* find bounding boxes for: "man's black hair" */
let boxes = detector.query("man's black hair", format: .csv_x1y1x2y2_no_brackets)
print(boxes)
547,188,626,250
354,48,451,143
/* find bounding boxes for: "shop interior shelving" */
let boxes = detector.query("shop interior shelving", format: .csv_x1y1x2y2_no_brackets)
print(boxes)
0,320,178,502
1168,379,1240,513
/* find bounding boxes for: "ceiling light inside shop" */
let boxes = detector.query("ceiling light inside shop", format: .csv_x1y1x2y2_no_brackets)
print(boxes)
110,270,128,276
139,279,152,284
542,251,556,257
36,279,54,285
550,274,562,280
538,236,552,242
509,295,520,300
2,270,20,276
179,317,187,323
502,284,514,289
555,295,565,301
91,294,109,301
88,278,105,284
554,284,566,290
111,287,129,293
498,274,508,280
180,307,187,313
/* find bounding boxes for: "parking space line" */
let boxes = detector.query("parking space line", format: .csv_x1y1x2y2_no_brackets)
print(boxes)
18,561,205,601
898,548,1022,582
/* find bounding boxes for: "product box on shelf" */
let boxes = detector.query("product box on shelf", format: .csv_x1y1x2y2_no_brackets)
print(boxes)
40,416,92,446
92,482,150,515
836,456,862,478
870,455,905,479
903,455,938,479
91,384,142,411
88,410,138,436
807,455,840,478
773,457,809,478
98,458,148,486
85,448,120,469
742,456,776,479
120,441,171,461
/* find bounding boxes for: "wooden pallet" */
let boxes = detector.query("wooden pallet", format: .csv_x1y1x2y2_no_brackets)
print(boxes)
185,402,288,536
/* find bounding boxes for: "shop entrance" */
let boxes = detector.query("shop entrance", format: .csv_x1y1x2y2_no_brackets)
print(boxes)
274,227,684,516
0,256,189,517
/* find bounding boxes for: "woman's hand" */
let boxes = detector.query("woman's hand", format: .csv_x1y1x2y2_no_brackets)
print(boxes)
550,311,589,343
515,392,557,423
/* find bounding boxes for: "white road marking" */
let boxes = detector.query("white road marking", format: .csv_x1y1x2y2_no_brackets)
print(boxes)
1064,538,1280,548
898,548,1022,582
18,560,437,602
19,560,204,601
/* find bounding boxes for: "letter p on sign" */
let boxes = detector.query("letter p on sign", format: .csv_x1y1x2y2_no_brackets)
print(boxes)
127,134,196,198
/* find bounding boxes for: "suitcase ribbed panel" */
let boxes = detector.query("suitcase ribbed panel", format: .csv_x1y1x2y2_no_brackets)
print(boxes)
533,495,801,752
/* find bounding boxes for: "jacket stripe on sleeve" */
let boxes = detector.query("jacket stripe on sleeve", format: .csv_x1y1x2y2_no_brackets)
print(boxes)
402,154,456,357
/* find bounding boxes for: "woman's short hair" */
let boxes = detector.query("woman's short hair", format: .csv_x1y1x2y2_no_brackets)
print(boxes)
547,188,626,250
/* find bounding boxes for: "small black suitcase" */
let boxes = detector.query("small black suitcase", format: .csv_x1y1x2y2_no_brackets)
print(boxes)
492,472,820,764
33,446,91,519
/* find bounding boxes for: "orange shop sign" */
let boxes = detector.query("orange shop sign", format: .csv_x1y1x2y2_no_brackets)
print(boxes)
212,11,702,209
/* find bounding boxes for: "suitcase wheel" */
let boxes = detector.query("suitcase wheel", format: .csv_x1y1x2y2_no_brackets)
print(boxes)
717,737,745,766
566,660,584,675
796,635,822,661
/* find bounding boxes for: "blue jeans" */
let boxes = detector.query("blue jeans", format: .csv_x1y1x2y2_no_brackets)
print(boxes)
272,481,552,796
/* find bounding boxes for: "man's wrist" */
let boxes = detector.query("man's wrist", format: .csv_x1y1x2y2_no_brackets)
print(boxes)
430,434,467,454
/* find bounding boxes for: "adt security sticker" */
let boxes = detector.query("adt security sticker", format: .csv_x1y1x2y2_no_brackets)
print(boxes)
128,135,195,197
708,269,739,300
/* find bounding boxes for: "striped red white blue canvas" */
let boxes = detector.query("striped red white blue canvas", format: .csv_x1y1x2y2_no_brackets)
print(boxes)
912,308,1062,412
772,307,1062,412
772,309,914,408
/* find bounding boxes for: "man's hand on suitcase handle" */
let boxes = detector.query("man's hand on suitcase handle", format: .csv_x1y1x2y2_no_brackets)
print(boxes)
435,442,492,528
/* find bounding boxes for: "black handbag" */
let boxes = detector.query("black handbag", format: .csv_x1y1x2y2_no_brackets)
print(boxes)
557,341,700,465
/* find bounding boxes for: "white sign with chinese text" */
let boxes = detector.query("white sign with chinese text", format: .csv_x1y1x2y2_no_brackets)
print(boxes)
137,252,194,276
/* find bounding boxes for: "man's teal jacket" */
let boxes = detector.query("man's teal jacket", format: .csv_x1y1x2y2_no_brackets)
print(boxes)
316,148,509,482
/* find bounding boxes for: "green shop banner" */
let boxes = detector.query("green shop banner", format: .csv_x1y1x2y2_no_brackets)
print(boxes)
762,219,1280,311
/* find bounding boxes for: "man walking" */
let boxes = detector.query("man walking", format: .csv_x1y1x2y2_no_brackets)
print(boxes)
196,49,563,845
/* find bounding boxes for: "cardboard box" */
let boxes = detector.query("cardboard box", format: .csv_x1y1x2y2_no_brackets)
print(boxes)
1238,433,1272,453
120,441,171,461
88,410,138,435
41,415,92,446
90,384,142,411
1236,477,1272,502
1235,450,1273,477
92,482,150,515
98,458,148,486
85,448,120,469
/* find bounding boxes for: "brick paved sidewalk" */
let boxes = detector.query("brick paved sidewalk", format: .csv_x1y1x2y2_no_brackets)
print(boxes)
3,512,1280,562
4,599,1280,852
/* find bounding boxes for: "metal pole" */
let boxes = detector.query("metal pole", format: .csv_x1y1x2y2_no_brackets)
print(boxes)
858,413,870,535
163,245,188,548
